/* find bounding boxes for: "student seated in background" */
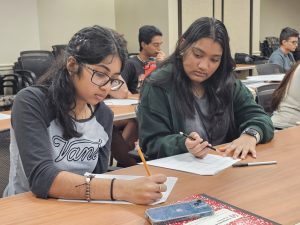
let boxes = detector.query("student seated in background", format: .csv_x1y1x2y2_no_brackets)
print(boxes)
108,78,138,167
138,17,274,160
122,25,166,94
3,25,167,204
268,27,299,72
271,61,300,129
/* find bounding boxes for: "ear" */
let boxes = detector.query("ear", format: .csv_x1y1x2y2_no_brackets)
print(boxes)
141,41,147,49
67,56,79,74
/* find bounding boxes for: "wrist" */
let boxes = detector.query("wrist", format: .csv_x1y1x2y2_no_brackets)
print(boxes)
242,128,260,144
111,179,127,201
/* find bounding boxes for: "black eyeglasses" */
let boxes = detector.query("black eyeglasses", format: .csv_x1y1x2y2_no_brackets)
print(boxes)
83,65,124,91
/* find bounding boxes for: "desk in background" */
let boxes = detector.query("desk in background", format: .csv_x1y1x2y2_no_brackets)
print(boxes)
235,64,256,77
0,103,137,132
1,126,300,224
235,64,256,71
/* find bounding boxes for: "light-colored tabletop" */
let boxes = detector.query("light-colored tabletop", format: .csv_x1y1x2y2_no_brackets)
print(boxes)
0,101,138,132
1,126,300,225
235,64,256,71
0,111,11,132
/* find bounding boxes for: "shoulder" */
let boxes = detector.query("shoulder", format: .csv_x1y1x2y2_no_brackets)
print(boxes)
232,79,253,98
269,49,284,61
14,86,49,109
125,57,142,67
94,102,113,126
147,64,173,84
12,86,53,127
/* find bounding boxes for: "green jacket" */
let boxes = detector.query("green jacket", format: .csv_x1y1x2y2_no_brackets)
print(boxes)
137,66,274,159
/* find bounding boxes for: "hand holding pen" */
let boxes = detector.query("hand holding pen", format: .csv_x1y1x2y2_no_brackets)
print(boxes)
180,132,216,159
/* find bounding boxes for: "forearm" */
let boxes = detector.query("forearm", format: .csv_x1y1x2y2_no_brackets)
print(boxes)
48,171,167,205
142,134,187,159
48,171,112,200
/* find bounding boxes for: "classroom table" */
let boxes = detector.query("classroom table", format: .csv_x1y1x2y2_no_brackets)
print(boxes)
0,103,137,132
1,126,300,225
0,111,11,132
235,63,256,71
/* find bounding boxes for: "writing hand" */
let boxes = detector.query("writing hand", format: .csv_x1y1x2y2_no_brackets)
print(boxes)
184,132,212,158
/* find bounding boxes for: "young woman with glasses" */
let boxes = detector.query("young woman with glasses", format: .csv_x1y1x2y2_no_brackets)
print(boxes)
4,26,166,204
138,17,274,160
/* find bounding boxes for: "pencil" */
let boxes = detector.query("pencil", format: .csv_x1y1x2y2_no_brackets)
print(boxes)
179,131,217,151
137,146,152,176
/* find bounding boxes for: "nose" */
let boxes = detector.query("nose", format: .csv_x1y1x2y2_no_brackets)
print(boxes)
99,81,111,93
197,58,209,71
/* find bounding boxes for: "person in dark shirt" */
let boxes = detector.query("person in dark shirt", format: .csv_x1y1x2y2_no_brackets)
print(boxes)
122,25,166,93
4,25,167,204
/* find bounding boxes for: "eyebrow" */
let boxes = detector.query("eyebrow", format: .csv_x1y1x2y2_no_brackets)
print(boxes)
192,46,222,57
93,64,121,76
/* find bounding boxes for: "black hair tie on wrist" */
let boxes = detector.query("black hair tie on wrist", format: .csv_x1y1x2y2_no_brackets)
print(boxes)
110,178,116,201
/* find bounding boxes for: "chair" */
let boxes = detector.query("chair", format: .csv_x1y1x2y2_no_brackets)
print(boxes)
20,50,54,58
0,130,10,197
19,51,54,80
128,53,139,58
256,83,280,115
52,45,67,58
256,63,284,75
14,69,37,87
0,74,22,95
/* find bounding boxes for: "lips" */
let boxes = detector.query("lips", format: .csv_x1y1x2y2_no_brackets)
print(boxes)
95,94,105,101
193,71,207,77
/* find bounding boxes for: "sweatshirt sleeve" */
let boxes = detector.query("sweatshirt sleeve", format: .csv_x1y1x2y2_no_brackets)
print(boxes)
233,80,274,143
11,87,61,198
138,83,186,159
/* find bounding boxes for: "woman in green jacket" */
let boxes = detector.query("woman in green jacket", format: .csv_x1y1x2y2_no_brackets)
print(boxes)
138,17,274,160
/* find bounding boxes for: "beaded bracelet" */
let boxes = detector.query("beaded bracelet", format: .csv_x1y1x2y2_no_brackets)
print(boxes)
75,174,95,202
110,178,116,201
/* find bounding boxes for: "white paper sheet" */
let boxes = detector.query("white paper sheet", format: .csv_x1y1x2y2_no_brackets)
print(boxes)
104,99,139,106
0,113,10,120
146,153,240,176
59,173,177,205
243,74,284,83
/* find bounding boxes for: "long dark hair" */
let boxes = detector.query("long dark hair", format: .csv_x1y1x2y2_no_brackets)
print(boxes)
148,17,235,128
271,61,300,110
37,26,128,139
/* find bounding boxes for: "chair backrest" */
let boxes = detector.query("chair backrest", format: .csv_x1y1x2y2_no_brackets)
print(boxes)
0,130,10,197
128,53,139,58
20,50,54,58
256,83,280,115
20,53,54,80
256,63,284,75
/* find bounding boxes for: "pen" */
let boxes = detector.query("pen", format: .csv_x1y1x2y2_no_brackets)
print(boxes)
137,146,152,176
179,132,217,151
232,161,277,167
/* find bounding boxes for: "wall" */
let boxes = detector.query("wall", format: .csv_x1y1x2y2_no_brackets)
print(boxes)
0,0,40,65
167,0,178,54
182,0,213,33
37,0,116,50
114,0,172,55
224,0,250,55
181,0,252,55
260,0,300,41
